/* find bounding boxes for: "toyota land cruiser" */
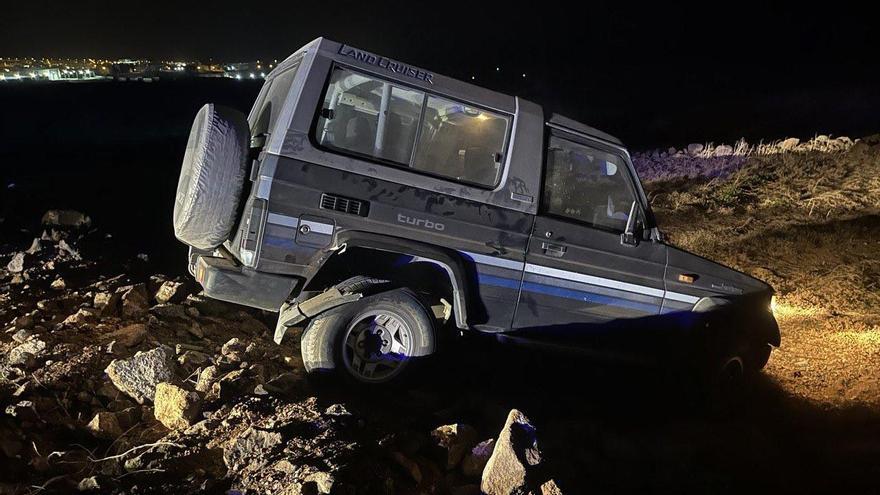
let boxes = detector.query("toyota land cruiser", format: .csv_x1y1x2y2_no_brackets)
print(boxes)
173,38,779,385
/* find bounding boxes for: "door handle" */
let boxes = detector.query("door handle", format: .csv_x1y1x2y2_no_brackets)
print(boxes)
541,242,567,258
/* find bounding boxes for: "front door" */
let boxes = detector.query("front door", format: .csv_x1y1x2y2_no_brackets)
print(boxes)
513,132,668,333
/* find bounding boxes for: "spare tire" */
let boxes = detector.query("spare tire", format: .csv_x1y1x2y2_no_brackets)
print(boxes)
173,103,250,250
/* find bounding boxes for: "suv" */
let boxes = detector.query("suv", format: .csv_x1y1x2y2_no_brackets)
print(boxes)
173,38,779,385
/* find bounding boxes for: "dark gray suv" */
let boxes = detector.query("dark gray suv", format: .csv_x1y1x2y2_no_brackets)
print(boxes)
173,38,779,385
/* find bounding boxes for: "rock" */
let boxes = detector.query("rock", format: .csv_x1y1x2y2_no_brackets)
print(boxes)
104,345,176,404
221,338,246,362
178,350,210,367
57,239,82,260
50,278,66,289
150,303,188,319
108,323,148,348
391,451,422,484
12,329,32,344
154,280,188,304
481,409,542,495
41,209,92,229
304,471,335,494
153,382,201,430
6,252,27,273
114,406,142,430
25,238,42,255
207,369,248,401
195,365,219,393
273,459,297,474
462,438,495,478
223,426,283,469
120,284,150,319
686,143,704,155
87,411,123,439
8,338,47,367
94,291,121,316
537,479,563,495
431,423,479,470
78,476,101,491
12,313,35,330
63,307,99,325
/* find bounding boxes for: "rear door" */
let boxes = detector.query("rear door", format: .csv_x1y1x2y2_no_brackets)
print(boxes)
513,131,667,332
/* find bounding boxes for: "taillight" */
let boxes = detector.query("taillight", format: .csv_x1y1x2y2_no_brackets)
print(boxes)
239,199,266,267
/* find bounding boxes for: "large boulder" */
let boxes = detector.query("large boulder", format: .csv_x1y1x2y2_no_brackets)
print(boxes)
481,409,542,495
154,382,201,430
104,346,176,404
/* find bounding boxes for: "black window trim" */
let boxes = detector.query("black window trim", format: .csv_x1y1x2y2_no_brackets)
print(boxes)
538,129,649,236
309,62,514,191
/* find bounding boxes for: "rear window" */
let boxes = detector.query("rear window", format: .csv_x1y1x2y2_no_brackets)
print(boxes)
315,66,510,188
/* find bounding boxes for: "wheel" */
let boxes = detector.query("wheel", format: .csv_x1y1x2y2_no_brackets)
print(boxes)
301,288,436,384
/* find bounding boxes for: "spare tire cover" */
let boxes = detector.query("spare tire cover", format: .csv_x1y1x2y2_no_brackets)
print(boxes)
173,104,250,250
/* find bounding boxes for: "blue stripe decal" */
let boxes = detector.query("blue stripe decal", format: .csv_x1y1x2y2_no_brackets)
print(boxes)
477,273,523,290
521,282,658,313
264,235,295,248
477,273,658,313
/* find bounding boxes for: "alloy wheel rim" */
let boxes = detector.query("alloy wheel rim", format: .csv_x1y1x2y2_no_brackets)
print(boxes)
342,310,413,383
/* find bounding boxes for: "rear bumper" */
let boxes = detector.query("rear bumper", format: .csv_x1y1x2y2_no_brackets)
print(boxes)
191,251,299,312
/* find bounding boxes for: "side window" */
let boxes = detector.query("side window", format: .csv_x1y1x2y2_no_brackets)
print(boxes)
542,136,638,233
314,66,510,188
316,67,425,166
412,96,509,187
257,57,303,134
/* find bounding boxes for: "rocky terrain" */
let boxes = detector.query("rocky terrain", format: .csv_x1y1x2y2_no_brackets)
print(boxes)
0,134,878,494
0,212,565,494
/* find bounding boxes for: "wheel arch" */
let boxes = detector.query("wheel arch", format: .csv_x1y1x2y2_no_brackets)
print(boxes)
306,231,476,330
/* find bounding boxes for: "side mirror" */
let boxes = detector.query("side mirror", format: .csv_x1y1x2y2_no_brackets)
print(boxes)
620,201,640,246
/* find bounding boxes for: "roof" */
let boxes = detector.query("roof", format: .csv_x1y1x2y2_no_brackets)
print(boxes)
547,114,623,145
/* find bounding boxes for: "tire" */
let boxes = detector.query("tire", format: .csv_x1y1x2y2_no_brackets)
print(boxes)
173,103,250,250
301,288,436,385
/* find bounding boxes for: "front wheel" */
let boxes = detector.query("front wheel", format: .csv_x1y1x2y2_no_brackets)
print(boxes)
301,288,436,385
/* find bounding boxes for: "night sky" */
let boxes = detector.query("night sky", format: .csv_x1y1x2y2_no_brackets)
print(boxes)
2,1,878,148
